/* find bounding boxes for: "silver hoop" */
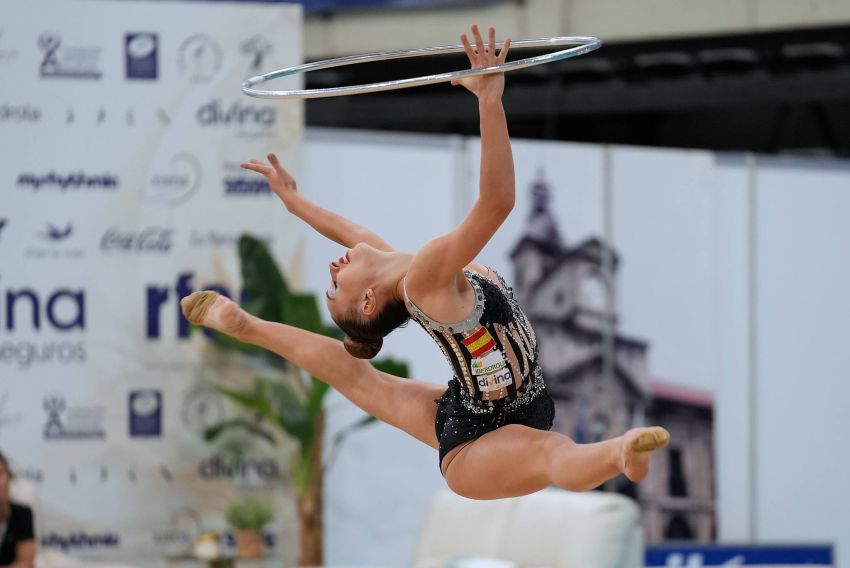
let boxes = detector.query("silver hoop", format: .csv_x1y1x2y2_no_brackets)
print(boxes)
242,36,602,100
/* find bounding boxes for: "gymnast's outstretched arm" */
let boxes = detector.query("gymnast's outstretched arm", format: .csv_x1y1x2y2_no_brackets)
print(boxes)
240,154,395,252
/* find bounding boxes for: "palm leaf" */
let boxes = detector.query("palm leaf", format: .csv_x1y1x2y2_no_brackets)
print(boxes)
204,418,276,446
238,234,288,323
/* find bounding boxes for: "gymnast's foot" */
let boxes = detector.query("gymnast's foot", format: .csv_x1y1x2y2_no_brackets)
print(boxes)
180,291,250,338
620,426,670,483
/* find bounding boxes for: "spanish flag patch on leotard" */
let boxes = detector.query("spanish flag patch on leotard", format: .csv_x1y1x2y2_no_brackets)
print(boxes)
462,326,496,358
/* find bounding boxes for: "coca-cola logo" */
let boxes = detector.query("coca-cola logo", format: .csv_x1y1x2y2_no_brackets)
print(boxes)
101,227,173,254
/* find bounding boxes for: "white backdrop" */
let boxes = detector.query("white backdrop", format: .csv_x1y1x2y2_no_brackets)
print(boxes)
0,0,302,564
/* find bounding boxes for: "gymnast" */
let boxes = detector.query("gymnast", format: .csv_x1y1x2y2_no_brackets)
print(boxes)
182,25,669,500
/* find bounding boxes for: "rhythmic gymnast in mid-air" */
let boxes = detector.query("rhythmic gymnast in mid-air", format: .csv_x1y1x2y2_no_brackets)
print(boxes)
182,25,669,500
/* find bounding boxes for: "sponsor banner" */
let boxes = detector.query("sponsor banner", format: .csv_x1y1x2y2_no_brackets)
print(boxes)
0,1,303,565
645,545,833,567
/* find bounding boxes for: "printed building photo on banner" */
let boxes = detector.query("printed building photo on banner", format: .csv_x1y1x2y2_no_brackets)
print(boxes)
508,173,715,542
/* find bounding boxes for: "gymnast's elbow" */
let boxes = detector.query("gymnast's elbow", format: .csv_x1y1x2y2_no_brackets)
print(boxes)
489,192,515,217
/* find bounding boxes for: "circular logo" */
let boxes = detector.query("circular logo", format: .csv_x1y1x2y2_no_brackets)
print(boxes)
146,152,201,206
181,390,226,433
178,35,222,83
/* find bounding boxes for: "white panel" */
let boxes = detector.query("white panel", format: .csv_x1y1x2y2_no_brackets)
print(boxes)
610,145,718,392
713,155,753,541
754,157,850,561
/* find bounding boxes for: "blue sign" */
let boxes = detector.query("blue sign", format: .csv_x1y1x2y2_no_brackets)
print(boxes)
129,389,162,437
646,545,833,566
125,33,158,80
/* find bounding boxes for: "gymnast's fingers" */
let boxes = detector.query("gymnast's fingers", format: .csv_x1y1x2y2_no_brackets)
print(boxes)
268,153,297,187
488,27,496,64
268,153,287,177
240,162,271,175
471,24,485,59
460,33,476,63
497,37,511,64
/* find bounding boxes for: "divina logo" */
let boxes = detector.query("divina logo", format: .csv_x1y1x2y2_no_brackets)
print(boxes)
146,272,244,340
199,455,280,480
196,100,275,136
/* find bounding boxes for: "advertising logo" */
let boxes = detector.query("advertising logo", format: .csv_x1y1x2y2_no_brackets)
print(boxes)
153,508,202,553
101,227,173,254
146,272,239,340
125,32,158,80
181,389,226,434
129,389,162,437
178,34,221,83
0,219,6,241
24,222,84,260
145,153,201,205
188,230,273,249
241,35,272,73
224,177,271,195
38,32,102,80
0,104,41,123
198,454,281,481
43,395,105,440
0,282,87,369
17,171,119,193
196,99,276,138
12,467,43,484
41,532,120,552
40,223,73,242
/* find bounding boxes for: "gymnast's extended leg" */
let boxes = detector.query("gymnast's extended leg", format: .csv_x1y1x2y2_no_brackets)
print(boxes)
181,291,443,449
440,423,668,500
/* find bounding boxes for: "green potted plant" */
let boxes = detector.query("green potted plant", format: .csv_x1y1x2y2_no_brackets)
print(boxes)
202,234,410,566
226,498,274,558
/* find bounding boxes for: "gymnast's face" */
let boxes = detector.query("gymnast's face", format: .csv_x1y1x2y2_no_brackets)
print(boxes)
326,243,381,319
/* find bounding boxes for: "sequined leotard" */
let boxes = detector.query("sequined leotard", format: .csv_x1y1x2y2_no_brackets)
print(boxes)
403,267,554,471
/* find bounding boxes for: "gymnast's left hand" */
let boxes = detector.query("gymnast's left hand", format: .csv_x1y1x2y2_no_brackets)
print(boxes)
239,153,299,211
451,25,511,102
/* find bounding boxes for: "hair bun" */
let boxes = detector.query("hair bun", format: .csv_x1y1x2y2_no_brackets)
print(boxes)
343,335,383,359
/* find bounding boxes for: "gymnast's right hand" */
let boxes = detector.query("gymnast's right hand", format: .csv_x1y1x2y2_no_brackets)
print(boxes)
451,24,511,102
240,153,299,210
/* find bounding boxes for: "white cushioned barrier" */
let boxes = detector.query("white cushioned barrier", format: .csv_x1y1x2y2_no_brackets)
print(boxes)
413,488,643,568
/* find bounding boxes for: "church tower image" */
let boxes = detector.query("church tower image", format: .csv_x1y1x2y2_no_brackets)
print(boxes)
509,173,715,542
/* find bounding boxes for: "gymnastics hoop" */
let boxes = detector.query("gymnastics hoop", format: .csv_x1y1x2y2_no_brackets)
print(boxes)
241,36,602,100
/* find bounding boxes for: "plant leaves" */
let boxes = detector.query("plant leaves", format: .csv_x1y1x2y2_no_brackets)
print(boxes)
305,378,330,415
238,234,288,323
211,379,275,423
266,379,314,444
282,293,325,335
203,418,276,446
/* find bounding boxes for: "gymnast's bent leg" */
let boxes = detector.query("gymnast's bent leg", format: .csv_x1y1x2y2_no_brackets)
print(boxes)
182,291,444,449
